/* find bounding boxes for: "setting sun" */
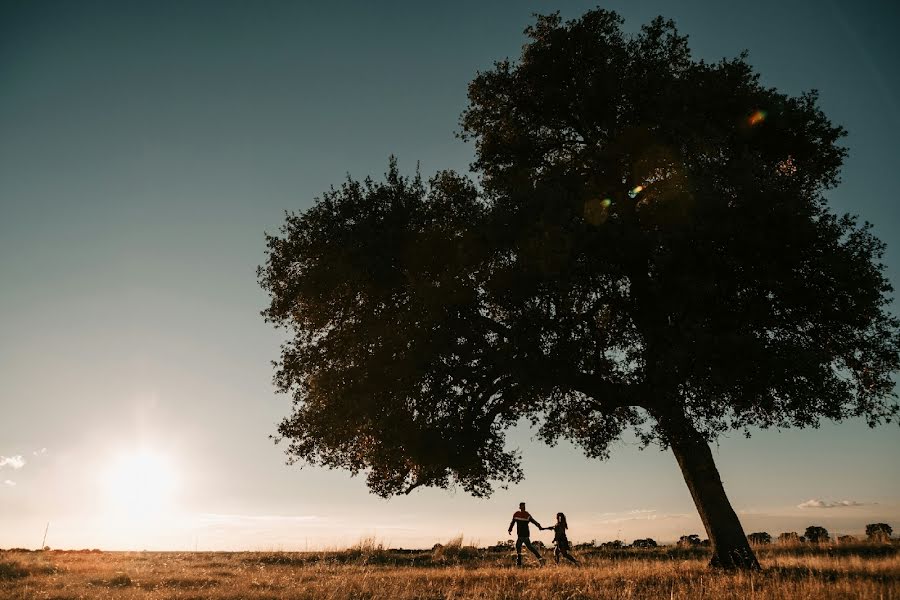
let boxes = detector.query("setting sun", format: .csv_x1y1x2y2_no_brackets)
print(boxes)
101,451,178,519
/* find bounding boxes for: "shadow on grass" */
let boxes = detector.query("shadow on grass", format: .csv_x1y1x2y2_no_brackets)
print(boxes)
89,574,132,587
0,561,29,580
767,565,897,584
0,559,61,579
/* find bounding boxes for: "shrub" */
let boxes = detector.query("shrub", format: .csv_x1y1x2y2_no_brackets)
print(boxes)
778,532,803,545
747,532,772,545
632,538,658,549
432,535,480,562
677,534,702,548
0,561,28,580
486,540,514,552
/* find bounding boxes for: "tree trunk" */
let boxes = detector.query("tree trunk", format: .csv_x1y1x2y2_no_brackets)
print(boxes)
662,412,760,570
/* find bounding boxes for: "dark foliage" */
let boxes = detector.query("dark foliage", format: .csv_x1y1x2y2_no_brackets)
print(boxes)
778,532,804,544
748,532,772,545
805,526,831,543
866,523,893,541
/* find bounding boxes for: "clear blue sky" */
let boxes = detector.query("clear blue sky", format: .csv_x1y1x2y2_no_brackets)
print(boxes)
1,0,898,550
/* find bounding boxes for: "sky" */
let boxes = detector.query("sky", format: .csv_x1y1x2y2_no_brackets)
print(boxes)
1,0,898,551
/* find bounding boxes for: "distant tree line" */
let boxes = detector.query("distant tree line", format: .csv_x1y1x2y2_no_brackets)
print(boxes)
745,523,894,545
486,522,892,552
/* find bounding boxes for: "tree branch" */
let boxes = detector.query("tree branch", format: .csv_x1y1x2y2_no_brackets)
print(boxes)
401,480,425,495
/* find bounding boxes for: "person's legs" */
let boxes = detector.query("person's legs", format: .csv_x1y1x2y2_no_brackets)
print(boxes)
554,545,561,564
523,538,543,561
558,541,578,564
515,537,524,566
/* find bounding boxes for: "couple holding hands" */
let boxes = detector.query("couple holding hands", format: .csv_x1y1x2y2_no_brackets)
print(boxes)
507,502,579,566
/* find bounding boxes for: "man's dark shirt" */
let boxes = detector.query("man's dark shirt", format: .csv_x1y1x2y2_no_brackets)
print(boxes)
509,510,542,537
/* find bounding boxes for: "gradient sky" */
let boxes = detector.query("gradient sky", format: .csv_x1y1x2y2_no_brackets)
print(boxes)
1,0,898,551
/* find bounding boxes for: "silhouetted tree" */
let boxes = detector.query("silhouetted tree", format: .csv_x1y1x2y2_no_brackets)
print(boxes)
747,532,772,545
678,534,702,548
259,9,900,571
778,532,803,545
804,526,830,543
865,523,893,541
487,540,514,552
631,538,658,549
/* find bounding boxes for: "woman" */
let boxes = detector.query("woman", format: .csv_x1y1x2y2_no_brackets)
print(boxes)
544,512,578,565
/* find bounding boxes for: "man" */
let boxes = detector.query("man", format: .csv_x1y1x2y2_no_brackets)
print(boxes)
508,502,544,566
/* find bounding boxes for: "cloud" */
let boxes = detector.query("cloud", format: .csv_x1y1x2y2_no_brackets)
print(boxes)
33,448,47,457
196,513,324,525
0,455,25,470
595,509,690,524
798,499,864,509
3,480,15,486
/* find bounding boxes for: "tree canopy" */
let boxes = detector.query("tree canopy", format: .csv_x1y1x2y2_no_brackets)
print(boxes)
865,523,893,541
804,526,830,543
259,9,899,568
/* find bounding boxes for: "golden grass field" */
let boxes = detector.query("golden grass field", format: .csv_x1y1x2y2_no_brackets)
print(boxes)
1,542,897,599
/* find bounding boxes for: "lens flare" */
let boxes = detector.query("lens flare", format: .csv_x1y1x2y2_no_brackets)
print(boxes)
748,110,767,126
628,185,644,199
583,197,610,225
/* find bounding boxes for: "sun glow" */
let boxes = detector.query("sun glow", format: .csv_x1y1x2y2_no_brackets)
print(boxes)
101,450,178,519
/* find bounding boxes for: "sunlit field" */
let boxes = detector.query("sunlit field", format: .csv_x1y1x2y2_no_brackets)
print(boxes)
2,541,897,599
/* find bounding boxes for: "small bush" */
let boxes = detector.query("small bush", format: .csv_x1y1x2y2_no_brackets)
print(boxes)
778,532,803,545
0,561,28,580
433,535,481,562
748,532,772,545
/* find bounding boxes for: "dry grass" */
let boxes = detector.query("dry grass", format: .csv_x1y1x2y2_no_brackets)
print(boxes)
0,543,896,599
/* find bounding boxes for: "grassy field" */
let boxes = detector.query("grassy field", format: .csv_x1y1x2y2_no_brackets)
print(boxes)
1,542,897,599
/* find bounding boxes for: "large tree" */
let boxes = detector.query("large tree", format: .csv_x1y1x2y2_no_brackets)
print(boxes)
259,10,900,569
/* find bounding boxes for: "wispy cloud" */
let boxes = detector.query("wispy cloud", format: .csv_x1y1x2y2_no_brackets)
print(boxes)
595,509,690,524
196,513,323,525
3,480,15,486
33,448,47,457
0,455,25,470
798,499,864,509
